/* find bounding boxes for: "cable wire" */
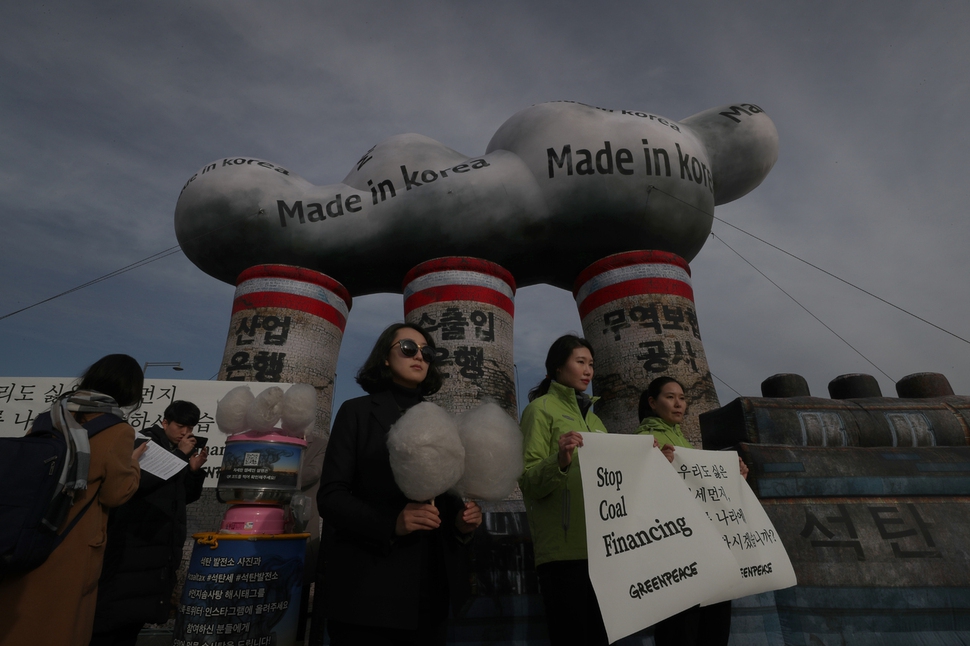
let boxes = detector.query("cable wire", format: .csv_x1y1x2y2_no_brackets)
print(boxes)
0,208,267,322
712,216,970,346
0,246,183,321
711,232,894,382
647,184,970,347
710,371,742,398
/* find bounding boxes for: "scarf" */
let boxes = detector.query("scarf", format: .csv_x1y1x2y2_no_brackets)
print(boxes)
50,389,125,493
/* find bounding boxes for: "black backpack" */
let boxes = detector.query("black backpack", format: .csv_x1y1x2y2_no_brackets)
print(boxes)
0,411,124,577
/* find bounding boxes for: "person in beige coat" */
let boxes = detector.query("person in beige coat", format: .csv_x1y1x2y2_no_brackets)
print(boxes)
0,354,145,646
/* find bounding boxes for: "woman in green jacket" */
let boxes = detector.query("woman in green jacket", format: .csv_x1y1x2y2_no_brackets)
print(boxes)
519,334,608,646
636,376,747,646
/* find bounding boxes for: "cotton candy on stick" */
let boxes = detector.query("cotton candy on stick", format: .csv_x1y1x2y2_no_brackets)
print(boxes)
245,386,284,431
280,383,317,438
215,385,256,435
387,402,464,502
454,403,523,501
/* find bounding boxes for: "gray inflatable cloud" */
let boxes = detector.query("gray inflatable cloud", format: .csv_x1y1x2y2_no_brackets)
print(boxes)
175,101,778,294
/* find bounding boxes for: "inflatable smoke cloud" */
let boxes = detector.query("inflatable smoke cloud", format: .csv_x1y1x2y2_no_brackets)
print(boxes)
454,402,523,501
175,100,778,295
386,402,464,502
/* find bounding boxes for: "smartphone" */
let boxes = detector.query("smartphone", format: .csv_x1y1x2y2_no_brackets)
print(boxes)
134,437,150,448
191,436,209,454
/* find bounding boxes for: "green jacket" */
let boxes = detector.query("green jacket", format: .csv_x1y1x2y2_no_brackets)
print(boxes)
519,380,608,566
636,416,693,449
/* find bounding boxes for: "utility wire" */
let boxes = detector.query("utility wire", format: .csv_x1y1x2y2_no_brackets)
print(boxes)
711,232,894,382
0,247,183,321
0,208,267,322
710,371,742,398
648,184,970,348
713,215,970,346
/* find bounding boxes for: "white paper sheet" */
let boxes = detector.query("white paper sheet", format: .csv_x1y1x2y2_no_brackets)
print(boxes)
138,439,188,480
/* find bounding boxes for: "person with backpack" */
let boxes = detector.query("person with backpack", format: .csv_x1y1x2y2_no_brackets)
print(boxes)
90,400,208,646
0,354,145,646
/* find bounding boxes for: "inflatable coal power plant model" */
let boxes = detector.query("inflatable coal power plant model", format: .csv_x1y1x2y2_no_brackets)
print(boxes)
176,100,779,439
174,99,970,643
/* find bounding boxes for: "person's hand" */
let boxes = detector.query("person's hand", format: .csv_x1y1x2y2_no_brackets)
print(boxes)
132,442,148,461
739,456,749,480
660,443,676,463
557,431,584,470
177,435,197,455
395,502,440,536
456,501,482,534
189,447,208,471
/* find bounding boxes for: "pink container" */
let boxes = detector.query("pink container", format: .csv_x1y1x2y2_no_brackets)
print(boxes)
219,504,286,535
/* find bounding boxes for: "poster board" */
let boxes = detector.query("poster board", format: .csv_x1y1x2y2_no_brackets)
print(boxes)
578,433,738,643
0,377,293,487
670,446,797,605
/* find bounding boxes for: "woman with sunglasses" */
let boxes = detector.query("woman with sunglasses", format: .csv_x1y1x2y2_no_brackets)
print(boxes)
316,323,482,645
519,334,609,646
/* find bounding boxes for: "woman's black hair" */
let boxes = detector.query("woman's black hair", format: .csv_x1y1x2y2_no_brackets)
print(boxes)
356,322,443,396
638,376,686,421
527,334,594,402
78,354,144,407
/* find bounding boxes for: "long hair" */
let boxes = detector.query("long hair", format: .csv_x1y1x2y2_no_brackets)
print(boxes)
527,334,594,402
638,376,686,421
356,323,443,396
78,354,144,407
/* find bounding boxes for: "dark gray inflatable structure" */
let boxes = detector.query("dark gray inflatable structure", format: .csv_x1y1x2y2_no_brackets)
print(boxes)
700,372,970,645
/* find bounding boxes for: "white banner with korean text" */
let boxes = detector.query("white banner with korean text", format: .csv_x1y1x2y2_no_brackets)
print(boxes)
578,433,739,644
0,378,292,487
670,446,797,605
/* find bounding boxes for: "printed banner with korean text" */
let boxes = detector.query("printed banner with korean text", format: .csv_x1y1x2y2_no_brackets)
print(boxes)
0,378,293,487
669,446,797,605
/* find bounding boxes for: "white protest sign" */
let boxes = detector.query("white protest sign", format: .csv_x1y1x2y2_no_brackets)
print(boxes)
0,378,295,487
670,446,797,604
579,433,738,644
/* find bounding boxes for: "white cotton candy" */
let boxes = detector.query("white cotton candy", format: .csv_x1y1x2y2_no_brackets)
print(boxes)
387,402,464,502
246,386,284,431
454,402,524,500
280,384,318,438
216,386,255,435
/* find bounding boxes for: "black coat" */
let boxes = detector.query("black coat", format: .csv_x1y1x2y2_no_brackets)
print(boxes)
317,390,472,631
93,424,205,630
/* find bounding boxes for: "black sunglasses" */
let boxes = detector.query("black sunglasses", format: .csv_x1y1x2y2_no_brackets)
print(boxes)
394,338,435,364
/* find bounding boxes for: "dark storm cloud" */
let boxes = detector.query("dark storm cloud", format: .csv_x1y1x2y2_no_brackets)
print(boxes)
1,1,969,414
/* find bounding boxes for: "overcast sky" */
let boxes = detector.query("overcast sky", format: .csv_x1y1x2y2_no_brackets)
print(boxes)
2,2,968,420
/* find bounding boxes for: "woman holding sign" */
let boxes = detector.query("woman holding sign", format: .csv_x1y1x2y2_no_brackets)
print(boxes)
316,323,481,645
520,334,609,646
637,376,748,646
